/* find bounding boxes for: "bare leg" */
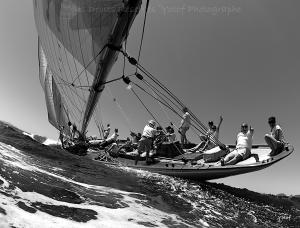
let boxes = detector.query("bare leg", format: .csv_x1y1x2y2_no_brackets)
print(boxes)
135,140,144,165
265,135,277,151
135,153,140,165
225,154,242,165
223,150,243,165
180,133,184,145
145,150,151,165
180,127,188,145
200,141,211,152
189,142,205,152
181,133,187,145
265,134,284,156
183,134,187,144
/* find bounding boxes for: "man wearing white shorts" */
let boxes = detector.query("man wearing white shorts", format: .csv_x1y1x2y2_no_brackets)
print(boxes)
221,123,254,166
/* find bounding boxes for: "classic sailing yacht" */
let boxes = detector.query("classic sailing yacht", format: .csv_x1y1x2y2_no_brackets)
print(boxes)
33,0,293,180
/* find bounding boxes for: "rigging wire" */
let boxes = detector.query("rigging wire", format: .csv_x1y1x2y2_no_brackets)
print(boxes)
76,12,91,86
119,48,224,146
137,80,179,130
131,81,206,138
136,0,150,71
140,78,202,141
140,78,208,138
106,86,133,131
128,83,184,155
125,52,209,133
71,44,107,85
148,82,175,129
130,87,162,128
140,75,222,145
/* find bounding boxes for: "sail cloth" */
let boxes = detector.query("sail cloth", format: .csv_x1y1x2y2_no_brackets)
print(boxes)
33,0,142,137
38,41,70,133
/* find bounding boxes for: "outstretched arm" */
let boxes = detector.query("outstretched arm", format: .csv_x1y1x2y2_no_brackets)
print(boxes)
249,126,254,136
179,114,187,127
217,116,223,130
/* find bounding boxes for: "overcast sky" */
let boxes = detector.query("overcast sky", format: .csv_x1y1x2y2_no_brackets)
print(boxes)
0,0,299,195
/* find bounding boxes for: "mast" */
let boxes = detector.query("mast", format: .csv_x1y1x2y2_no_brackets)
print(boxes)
80,0,142,135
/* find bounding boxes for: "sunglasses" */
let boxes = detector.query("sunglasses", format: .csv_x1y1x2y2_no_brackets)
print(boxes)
241,126,248,128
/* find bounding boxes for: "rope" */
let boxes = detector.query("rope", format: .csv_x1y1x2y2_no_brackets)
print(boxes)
131,81,204,139
119,50,224,146
144,78,173,124
130,87,162,129
129,84,184,155
106,86,133,131
134,63,220,144
71,44,107,85
136,0,150,70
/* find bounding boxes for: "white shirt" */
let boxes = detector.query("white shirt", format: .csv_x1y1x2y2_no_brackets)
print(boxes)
106,132,119,141
236,131,253,150
142,125,157,138
167,133,176,143
104,127,111,139
271,125,285,142
181,112,191,128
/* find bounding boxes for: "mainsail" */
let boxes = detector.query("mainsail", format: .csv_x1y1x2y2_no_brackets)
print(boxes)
34,0,142,137
34,0,224,148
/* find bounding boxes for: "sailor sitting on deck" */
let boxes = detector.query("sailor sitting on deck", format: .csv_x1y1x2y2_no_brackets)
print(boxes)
135,120,158,165
117,137,135,153
220,123,254,166
99,128,119,148
103,124,111,140
165,125,176,143
128,131,141,150
188,116,223,153
153,126,165,146
264,116,287,156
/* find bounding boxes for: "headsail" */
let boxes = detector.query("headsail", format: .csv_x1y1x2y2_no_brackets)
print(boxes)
34,0,142,137
38,40,70,133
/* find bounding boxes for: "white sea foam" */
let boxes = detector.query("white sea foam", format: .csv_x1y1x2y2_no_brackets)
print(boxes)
0,142,197,228
22,131,34,138
43,138,59,146
22,131,58,146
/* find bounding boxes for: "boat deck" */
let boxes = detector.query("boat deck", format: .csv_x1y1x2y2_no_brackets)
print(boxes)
86,145,293,180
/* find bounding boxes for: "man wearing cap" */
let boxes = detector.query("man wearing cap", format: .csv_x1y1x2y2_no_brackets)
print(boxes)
135,120,158,165
265,116,286,156
220,123,254,166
